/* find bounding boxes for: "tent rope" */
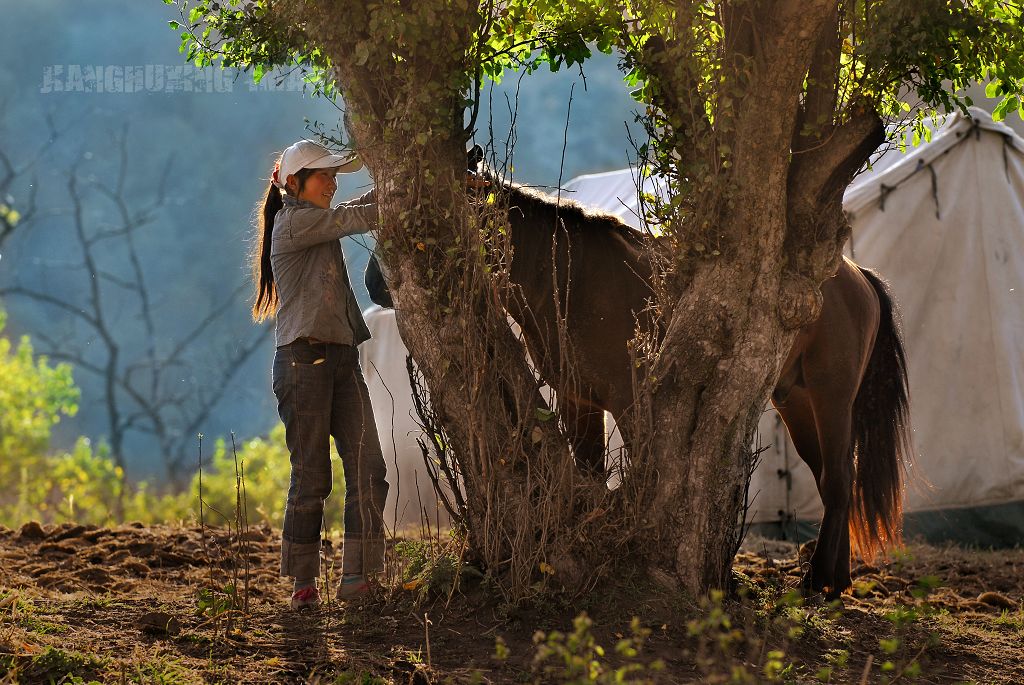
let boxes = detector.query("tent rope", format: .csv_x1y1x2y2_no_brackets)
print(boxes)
928,164,941,220
1003,133,1013,182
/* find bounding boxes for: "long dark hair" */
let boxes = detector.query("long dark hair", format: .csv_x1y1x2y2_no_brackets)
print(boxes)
250,167,315,322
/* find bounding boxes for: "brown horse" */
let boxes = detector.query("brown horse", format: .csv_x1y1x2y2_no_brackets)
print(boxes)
367,158,911,598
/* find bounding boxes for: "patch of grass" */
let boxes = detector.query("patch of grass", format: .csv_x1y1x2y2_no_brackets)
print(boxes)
928,609,1018,644
992,608,1024,633
21,645,106,683
67,596,130,612
129,656,200,685
393,538,462,601
16,615,68,635
334,670,388,685
180,631,214,646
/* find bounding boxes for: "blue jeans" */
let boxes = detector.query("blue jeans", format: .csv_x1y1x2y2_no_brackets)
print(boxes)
273,339,389,579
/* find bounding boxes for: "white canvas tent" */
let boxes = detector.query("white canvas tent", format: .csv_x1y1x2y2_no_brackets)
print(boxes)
360,308,453,531
359,107,1024,544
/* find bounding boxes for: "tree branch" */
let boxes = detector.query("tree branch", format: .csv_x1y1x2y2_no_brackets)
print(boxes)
0,286,99,327
794,6,843,154
788,103,885,221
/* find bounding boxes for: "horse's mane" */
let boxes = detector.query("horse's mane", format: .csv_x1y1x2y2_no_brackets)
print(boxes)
486,170,648,250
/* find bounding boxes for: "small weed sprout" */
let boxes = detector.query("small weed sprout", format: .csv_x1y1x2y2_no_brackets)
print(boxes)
875,574,942,683
814,648,849,682
493,636,511,661
530,612,663,684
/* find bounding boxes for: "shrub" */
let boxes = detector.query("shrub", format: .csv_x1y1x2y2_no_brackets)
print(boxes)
0,310,344,529
0,311,80,524
182,426,343,530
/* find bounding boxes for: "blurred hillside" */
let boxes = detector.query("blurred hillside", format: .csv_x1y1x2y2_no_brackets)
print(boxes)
0,0,644,479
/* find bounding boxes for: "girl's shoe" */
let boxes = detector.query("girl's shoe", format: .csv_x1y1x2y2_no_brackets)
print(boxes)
337,574,370,601
290,585,321,610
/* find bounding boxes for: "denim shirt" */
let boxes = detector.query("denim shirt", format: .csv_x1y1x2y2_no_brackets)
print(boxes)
271,189,377,347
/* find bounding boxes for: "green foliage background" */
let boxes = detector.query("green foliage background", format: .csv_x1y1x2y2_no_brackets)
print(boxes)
0,311,338,530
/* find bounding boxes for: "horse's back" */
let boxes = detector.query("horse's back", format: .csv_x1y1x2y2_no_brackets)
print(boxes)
509,208,652,416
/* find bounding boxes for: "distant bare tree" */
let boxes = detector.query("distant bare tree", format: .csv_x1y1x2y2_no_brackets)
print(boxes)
0,128,270,496
0,114,57,251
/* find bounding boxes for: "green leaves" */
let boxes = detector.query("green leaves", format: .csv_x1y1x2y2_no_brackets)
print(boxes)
475,1,618,83
0,313,80,522
166,0,336,95
993,95,1022,121
857,0,1024,121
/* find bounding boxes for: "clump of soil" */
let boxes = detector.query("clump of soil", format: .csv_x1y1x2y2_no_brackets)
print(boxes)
0,523,1021,683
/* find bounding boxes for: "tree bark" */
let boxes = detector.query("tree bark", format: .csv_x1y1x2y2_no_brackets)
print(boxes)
637,0,851,596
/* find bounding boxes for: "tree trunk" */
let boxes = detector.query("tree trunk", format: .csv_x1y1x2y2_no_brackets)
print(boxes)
636,0,853,596
286,1,615,599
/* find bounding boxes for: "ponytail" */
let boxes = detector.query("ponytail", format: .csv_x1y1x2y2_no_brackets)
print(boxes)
251,179,283,322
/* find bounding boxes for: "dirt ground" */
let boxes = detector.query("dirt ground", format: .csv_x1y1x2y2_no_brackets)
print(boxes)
0,522,1021,684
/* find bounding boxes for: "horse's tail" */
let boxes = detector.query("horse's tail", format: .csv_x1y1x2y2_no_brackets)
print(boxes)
849,267,913,561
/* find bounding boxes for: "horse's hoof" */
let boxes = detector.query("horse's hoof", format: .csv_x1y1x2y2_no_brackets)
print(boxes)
824,587,847,604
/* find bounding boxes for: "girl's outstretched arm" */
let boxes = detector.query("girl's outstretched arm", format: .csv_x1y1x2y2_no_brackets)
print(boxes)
273,188,377,253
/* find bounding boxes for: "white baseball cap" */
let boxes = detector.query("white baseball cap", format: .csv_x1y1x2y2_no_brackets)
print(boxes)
274,140,362,189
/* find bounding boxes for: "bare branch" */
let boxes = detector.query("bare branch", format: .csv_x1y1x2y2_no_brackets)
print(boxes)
0,286,98,327
165,325,274,475
164,282,250,365
96,269,139,292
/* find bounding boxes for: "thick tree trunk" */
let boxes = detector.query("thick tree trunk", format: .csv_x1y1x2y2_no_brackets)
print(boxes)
644,220,796,594
638,0,848,596
352,134,607,597
285,1,613,599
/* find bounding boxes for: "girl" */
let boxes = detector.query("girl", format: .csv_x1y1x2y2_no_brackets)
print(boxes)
252,139,389,610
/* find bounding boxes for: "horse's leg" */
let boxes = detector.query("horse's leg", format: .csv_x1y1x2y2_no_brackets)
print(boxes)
777,359,857,598
805,381,857,599
774,387,824,493
560,397,607,479
774,388,828,589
